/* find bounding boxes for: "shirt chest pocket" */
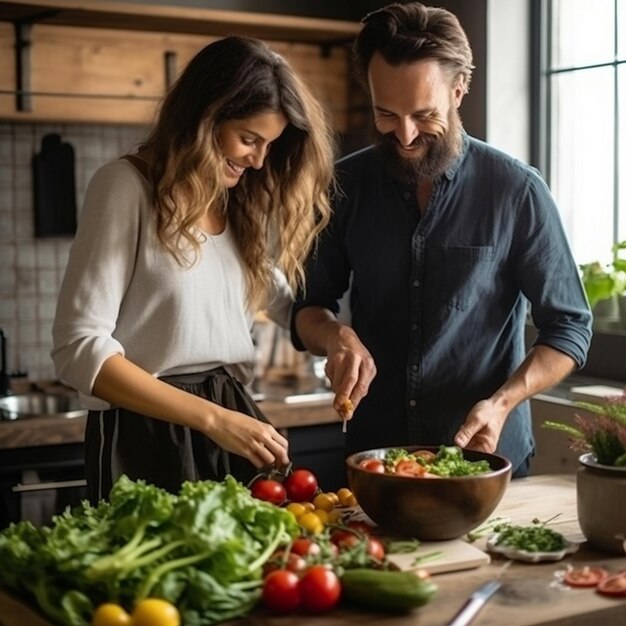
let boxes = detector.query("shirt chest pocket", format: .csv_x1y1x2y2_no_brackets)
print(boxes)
439,245,495,311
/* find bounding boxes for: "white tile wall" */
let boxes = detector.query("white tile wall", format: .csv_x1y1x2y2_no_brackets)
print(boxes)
0,122,148,381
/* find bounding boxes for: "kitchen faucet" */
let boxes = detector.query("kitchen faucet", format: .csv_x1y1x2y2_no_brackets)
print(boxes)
0,327,13,396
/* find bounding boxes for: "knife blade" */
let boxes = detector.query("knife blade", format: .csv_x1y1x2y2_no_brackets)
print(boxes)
446,579,501,626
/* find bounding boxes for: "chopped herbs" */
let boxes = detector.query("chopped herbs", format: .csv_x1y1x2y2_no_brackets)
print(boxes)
492,516,568,553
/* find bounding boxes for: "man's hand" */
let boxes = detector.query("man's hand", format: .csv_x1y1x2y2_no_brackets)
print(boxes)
324,327,376,418
453,398,508,453
294,307,376,420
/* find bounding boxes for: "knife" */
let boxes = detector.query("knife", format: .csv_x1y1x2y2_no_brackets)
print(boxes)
446,579,501,626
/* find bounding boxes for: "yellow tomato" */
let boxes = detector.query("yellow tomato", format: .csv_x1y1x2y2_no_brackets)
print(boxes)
298,511,324,534
326,509,343,523
312,493,336,512
326,492,340,505
300,501,316,512
285,502,307,518
131,598,181,626
91,603,132,626
337,488,358,507
312,508,330,524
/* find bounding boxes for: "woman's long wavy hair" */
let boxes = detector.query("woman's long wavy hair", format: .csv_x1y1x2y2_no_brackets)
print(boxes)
141,36,336,309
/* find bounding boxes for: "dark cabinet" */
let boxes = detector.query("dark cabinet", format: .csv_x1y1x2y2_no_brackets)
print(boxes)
288,423,348,493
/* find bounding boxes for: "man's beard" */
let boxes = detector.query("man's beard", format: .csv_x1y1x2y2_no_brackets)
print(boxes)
375,107,463,185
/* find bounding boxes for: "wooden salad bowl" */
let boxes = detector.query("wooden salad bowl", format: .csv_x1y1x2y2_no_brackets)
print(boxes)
346,446,512,541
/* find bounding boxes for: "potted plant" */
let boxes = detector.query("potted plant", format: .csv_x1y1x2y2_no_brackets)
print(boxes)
580,241,626,327
543,397,626,553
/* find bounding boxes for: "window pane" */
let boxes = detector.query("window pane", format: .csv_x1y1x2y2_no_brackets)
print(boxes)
552,0,615,68
617,64,626,241
550,67,615,264
617,0,626,61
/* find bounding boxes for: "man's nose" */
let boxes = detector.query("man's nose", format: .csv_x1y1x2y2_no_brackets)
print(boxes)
395,119,419,147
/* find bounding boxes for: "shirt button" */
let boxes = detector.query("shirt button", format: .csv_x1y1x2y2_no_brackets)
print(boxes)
403,192,411,200
411,364,418,371
411,324,417,331
413,280,420,287
409,399,416,407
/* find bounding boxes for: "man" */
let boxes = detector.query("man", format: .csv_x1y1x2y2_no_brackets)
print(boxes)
291,2,592,476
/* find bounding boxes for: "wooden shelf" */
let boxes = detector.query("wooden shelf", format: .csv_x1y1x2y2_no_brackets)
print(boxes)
0,0,360,45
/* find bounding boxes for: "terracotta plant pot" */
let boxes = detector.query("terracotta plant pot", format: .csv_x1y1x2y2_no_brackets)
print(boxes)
577,453,626,554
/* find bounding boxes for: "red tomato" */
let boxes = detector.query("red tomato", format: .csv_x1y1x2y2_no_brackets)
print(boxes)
597,573,626,596
250,479,287,505
262,569,301,613
395,459,427,477
366,536,386,561
334,533,386,561
263,550,307,576
346,520,375,535
284,469,319,502
563,566,609,588
291,537,322,557
299,565,342,613
358,458,385,473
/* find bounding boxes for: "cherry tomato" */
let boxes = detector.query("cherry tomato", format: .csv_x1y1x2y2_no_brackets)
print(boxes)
250,479,287,505
346,520,375,535
358,458,385,473
291,537,322,557
563,566,609,588
336,487,357,507
131,598,181,626
366,536,386,561
597,572,626,596
299,565,342,613
334,533,386,560
262,569,302,613
92,603,132,626
263,550,307,576
284,469,319,502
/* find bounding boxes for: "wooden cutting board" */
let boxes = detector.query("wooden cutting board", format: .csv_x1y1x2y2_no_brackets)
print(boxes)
0,589,51,626
386,538,490,575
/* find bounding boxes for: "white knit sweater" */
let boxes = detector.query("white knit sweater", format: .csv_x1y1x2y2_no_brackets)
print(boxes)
52,159,292,409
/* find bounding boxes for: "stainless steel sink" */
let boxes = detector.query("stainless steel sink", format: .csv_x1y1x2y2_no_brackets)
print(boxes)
0,393,87,420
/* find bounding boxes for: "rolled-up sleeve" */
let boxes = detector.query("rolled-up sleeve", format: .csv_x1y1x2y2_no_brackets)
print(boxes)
515,172,593,367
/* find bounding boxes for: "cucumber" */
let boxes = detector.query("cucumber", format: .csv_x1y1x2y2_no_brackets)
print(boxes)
341,568,437,612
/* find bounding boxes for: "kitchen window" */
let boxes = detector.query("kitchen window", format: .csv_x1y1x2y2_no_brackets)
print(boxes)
535,0,625,266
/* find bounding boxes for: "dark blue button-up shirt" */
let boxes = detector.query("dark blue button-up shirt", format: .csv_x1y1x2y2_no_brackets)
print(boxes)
293,133,592,473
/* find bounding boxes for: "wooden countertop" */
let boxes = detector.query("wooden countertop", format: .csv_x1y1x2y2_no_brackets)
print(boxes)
1,475,625,626
0,381,340,450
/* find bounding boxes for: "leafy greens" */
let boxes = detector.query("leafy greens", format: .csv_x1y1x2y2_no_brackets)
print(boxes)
0,474,299,625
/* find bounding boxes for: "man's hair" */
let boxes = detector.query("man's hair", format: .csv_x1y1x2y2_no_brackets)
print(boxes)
353,2,474,92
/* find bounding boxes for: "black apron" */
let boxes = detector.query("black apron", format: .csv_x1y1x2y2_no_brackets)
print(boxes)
85,368,268,503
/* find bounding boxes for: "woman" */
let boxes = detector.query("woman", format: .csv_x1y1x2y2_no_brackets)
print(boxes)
51,36,336,502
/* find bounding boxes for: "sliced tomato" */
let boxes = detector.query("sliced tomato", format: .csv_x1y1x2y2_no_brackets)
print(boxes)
395,459,427,477
412,450,437,463
597,572,626,596
358,458,385,473
563,566,609,588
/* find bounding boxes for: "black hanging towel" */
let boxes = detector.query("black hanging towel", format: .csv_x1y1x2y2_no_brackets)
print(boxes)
32,133,77,237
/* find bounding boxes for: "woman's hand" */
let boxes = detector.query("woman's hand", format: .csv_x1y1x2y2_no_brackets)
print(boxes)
203,407,290,468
